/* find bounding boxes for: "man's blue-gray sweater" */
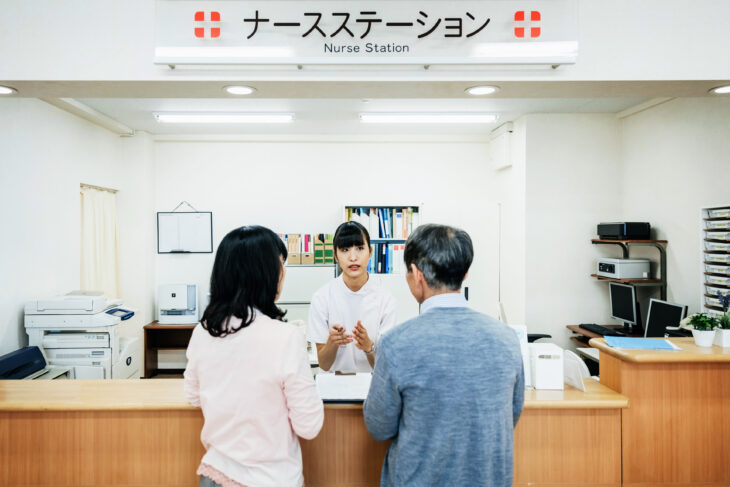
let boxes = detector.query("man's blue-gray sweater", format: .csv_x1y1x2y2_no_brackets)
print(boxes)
363,307,525,487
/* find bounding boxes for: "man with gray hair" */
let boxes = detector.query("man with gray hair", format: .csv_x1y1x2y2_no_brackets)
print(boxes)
364,224,524,487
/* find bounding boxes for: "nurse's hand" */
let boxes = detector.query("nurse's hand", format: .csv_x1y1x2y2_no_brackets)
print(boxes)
352,321,374,353
327,325,353,347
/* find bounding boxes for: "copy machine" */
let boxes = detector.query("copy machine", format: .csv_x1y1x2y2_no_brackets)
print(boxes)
24,292,140,379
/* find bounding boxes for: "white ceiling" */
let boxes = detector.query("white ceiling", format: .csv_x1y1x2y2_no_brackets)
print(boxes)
78,96,649,136
7,79,725,138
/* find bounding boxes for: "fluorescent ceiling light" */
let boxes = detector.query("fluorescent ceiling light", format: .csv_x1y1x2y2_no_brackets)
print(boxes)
154,113,293,124
465,85,500,96
360,113,499,124
0,85,17,95
224,85,256,95
710,85,730,94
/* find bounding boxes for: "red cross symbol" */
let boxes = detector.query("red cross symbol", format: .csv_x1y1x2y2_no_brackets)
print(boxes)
514,11,541,38
194,11,221,38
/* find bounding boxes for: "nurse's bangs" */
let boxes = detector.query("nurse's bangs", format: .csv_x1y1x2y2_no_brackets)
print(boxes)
333,221,371,250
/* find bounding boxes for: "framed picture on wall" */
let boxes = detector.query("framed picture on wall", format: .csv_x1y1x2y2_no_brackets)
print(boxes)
157,211,213,253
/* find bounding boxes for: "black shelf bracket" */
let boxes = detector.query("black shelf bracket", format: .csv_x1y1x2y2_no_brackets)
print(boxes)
592,240,667,300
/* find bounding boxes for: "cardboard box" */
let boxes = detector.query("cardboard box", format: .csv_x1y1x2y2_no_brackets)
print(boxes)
324,243,335,264
286,234,301,253
301,252,315,264
287,253,302,265
314,242,326,264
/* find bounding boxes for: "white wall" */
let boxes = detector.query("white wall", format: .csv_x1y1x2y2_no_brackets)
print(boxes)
154,140,500,319
0,99,155,356
620,97,730,315
522,114,622,350
486,118,527,325
1,0,729,81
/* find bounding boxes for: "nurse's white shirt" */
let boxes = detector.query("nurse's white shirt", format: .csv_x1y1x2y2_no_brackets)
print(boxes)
307,275,397,373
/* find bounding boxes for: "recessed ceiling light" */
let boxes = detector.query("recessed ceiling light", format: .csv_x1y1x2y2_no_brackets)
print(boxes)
465,85,500,96
709,85,730,94
360,113,499,124
223,85,256,95
0,85,17,95
154,112,293,124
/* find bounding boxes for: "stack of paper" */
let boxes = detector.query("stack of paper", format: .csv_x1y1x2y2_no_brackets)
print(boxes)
315,372,372,402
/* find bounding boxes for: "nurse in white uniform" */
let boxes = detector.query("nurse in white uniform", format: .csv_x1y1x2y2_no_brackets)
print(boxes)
307,221,397,373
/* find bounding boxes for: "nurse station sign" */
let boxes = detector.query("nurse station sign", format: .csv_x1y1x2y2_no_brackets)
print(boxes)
155,0,578,66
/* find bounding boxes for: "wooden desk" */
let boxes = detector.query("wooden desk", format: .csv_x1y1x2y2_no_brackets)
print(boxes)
591,337,730,486
567,324,641,347
0,379,626,487
143,322,195,378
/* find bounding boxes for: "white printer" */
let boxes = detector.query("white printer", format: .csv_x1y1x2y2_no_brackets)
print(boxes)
158,284,199,324
24,292,140,380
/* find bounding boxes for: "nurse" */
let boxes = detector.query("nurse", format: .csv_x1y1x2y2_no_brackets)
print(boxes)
307,221,397,373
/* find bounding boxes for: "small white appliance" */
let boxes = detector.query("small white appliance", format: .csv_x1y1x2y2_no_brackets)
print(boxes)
158,284,199,324
529,343,564,390
596,258,650,279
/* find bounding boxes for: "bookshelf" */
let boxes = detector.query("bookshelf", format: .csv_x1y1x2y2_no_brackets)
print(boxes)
591,239,668,300
345,205,420,275
701,205,730,316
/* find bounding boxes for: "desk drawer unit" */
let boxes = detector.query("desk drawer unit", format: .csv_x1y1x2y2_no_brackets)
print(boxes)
703,206,730,317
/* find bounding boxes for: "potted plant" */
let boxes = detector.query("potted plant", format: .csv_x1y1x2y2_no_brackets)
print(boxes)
713,292,730,347
682,313,718,347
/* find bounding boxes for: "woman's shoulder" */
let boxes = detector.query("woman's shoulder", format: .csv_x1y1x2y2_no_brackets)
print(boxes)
256,314,303,337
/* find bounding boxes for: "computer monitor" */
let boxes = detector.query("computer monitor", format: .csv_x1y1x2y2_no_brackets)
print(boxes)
609,282,641,332
645,299,688,337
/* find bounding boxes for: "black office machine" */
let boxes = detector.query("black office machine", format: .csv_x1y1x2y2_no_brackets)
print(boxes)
0,346,70,380
597,222,651,240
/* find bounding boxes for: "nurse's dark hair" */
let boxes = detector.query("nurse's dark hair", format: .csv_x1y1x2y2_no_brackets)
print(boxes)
404,224,473,291
201,225,287,337
333,221,371,253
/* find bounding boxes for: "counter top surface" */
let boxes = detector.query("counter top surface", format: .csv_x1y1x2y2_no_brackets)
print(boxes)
0,377,627,411
590,337,730,363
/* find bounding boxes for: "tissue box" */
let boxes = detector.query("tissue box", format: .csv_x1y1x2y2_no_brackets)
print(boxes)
529,343,564,390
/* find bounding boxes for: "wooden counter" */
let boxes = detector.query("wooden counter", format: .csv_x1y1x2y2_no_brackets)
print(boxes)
0,378,627,487
591,337,730,486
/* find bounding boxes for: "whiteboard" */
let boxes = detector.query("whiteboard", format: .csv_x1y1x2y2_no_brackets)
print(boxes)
157,212,213,253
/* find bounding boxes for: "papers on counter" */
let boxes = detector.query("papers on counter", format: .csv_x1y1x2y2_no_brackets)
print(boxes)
604,336,681,350
315,372,372,402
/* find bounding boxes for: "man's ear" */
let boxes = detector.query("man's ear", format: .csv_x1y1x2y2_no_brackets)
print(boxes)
410,263,424,285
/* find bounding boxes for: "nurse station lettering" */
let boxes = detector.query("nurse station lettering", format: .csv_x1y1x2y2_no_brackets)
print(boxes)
241,10,491,39
324,43,409,54
236,10,491,57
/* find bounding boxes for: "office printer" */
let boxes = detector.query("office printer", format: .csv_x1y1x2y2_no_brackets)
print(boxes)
158,284,199,324
24,292,140,379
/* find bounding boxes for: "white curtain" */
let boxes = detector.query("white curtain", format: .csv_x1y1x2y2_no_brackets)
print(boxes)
80,185,119,297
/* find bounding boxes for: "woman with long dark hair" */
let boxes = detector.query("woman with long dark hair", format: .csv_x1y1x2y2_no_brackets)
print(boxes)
184,225,324,487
